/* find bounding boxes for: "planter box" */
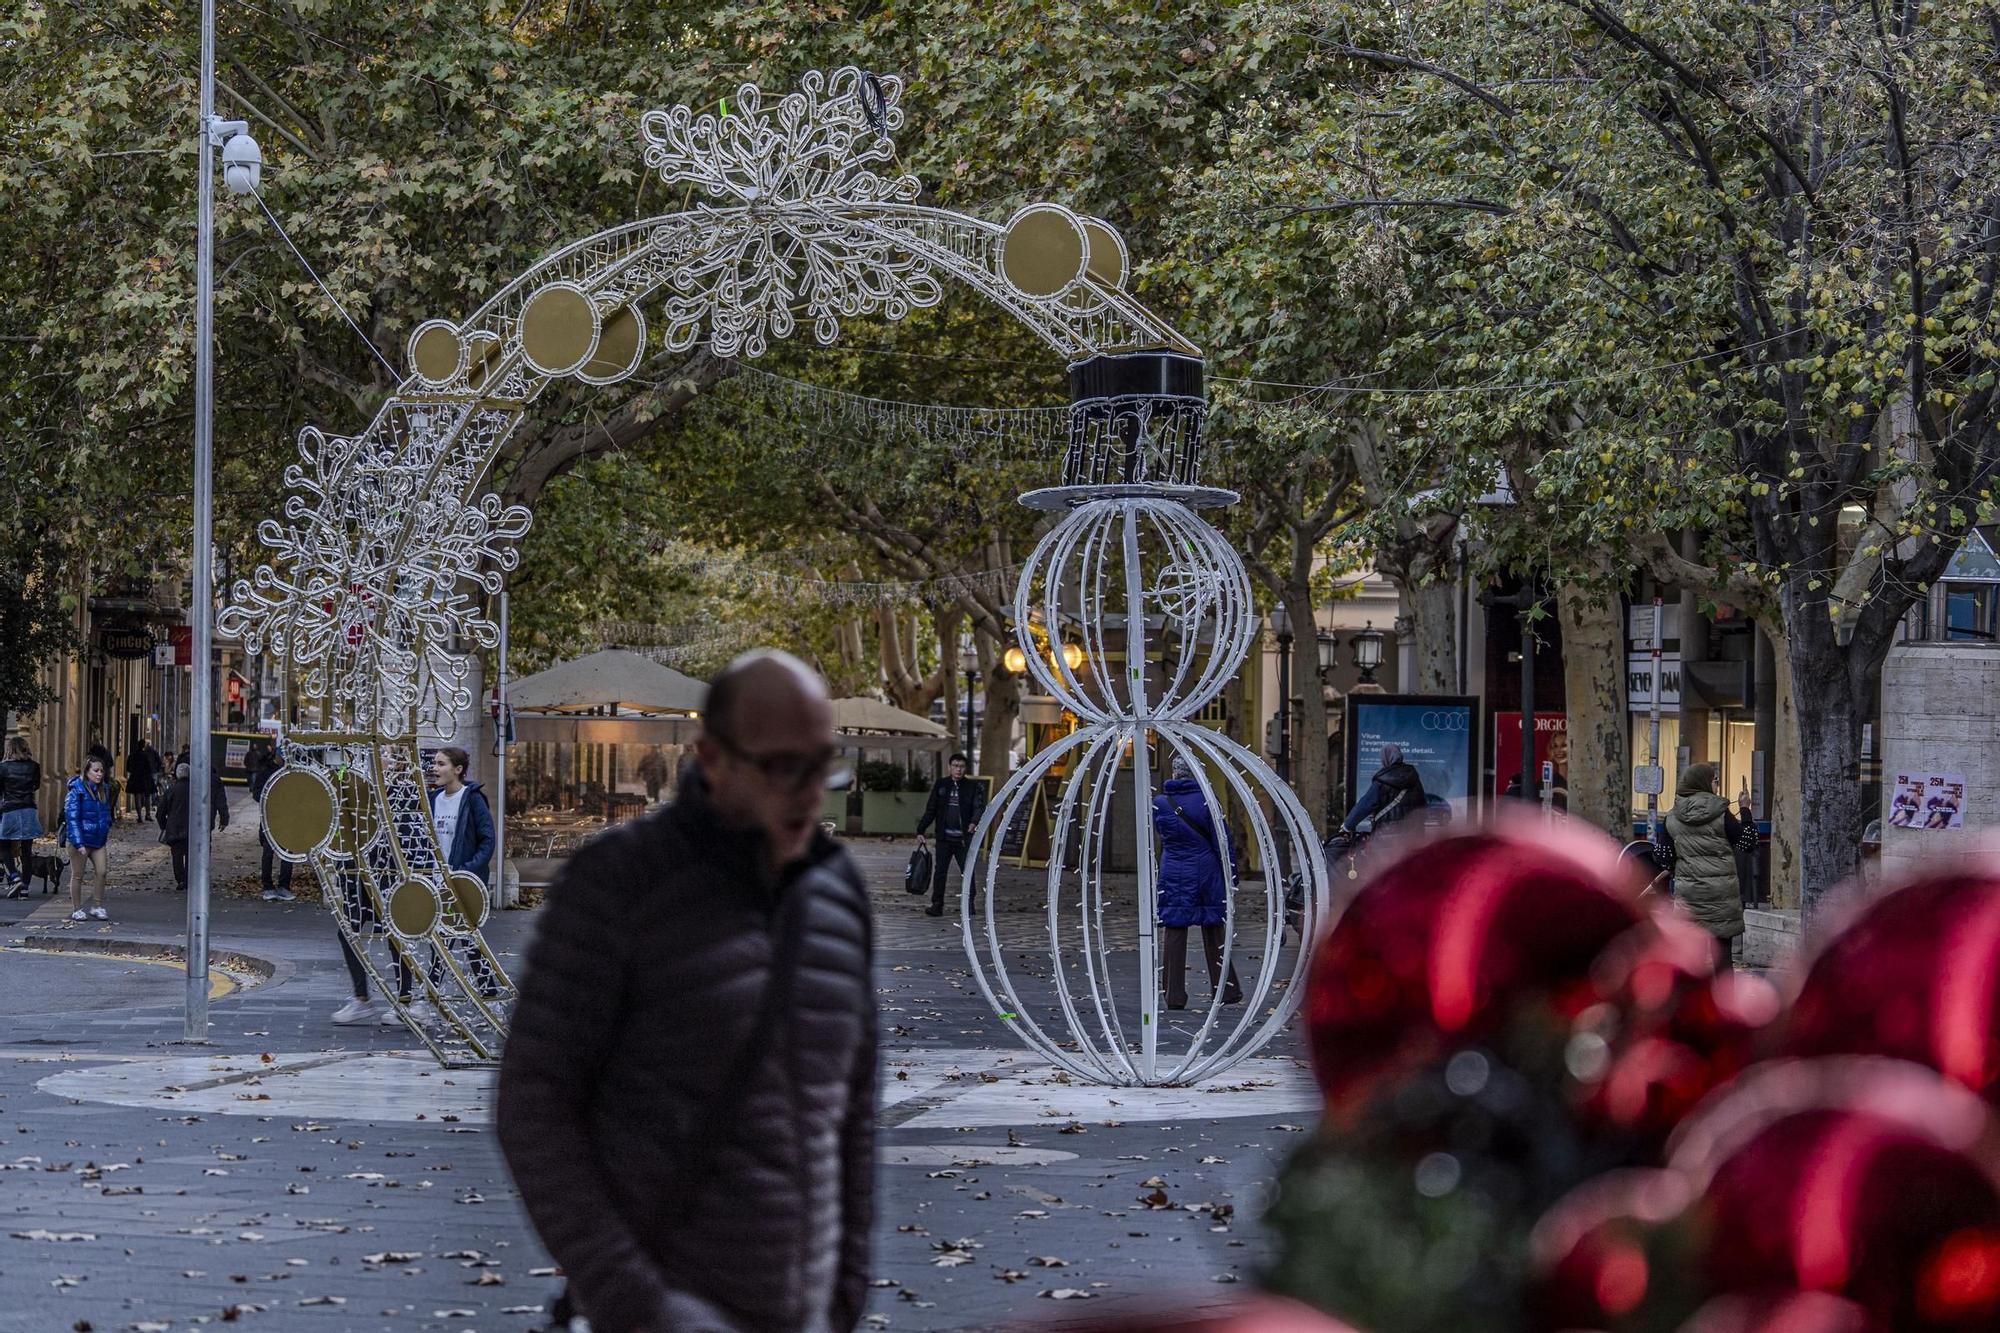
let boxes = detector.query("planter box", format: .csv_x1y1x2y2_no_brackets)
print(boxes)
861,791,927,836
820,791,857,834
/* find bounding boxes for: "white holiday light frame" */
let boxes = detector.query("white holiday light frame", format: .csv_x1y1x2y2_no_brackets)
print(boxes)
961,498,1331,1085
224,66,1329,1072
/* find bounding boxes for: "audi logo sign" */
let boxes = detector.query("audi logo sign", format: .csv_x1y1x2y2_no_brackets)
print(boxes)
1419,710,1470,731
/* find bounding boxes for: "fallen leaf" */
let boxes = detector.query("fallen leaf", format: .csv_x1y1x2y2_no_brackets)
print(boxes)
13,1229,96,1242
1042,1288,1096,1300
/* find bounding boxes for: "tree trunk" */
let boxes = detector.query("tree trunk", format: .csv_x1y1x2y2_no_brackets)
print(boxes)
1404,578,1459,695
979,661,1019,778
1765,623,1803,912
1555,576,1630,839
1283,579,1331,836
1786,623,1865,923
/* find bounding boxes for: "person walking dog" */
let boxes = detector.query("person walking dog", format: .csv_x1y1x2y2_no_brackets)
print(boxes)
63,755,114,921
1151,754,1244,1010
498,650,877,1333
0,737,43,898
915,753,985,918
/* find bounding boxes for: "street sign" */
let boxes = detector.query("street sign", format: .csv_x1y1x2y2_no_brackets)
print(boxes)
1634,764,1665,796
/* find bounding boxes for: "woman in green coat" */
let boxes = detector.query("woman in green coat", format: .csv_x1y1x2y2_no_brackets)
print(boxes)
1653,762,1759,969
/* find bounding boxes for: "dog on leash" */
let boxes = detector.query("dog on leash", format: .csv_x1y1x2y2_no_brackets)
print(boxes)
25,850,66,896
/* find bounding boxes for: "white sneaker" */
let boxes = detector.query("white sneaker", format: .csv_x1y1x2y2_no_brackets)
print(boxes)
382,1001,419,1026
331,997,382,1026
87,906,108,921
271,888,297,902
68,908,87,922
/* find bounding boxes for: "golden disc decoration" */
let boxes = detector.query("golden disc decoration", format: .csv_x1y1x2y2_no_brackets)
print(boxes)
329,765,383,859
578,305,646,386
442,871,489,932
408,320,467,387
1000,204,1088,299
1081,218,1129,289
388,878,441,940
518,282,600,377
262,768,337,858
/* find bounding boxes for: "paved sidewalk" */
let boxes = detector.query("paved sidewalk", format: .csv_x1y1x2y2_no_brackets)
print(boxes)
0,807,1318,1332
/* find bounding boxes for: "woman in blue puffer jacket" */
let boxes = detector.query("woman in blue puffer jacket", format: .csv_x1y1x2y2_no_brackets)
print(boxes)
64,754,114,922
1151,755,1244,1010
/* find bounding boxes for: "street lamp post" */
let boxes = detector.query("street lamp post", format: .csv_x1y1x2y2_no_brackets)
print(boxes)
1315,627,1339,678
187,0,259,1043
1268,604,1293,783
1479,582,1543,806
959,630,978,761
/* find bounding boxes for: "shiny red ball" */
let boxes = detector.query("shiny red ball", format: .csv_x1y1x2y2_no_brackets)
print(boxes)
1784,873,2000,1100
1305,821,1643,1118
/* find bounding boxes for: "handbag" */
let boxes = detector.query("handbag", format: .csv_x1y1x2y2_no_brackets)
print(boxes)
904,843,933,895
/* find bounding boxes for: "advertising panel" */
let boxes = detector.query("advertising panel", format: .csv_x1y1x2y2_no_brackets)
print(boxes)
1344,695,1479,820
1493,711,1569,807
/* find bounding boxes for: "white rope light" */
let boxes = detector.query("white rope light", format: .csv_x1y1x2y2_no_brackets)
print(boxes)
962,489,1333,1086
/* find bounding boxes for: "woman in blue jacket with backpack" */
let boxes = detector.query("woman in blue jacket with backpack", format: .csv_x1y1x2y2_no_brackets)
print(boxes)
1151,754,1244,1010
64,754,114,922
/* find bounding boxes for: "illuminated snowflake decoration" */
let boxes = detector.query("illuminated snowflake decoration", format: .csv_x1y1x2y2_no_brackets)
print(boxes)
639,68,943,356
218,413,530,732
1151,558,1229,628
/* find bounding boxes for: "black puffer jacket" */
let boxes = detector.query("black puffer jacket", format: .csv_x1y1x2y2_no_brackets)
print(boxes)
0,759,40,814
497,774,877,1333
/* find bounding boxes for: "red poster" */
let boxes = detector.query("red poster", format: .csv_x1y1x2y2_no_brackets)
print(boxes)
1492,711,1568,802
171,625,193,667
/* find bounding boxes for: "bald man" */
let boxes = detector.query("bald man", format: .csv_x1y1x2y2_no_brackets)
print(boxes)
499,651,877,1333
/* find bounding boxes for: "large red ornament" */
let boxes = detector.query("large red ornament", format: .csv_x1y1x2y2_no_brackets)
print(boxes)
1671,1058,2000,1330
1577,911,1783,1142
1783,872,2000,1101
1305,819,1644,1119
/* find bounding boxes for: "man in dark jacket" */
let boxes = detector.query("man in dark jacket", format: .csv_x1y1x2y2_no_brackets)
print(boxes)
156,761,229,893
1337,743,1427,837
914,752,985,918
498,650,876,1333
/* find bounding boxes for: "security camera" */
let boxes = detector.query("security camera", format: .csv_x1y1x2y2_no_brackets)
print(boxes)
222,131,262,195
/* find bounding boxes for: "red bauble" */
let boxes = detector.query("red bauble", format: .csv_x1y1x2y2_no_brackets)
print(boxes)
1783,872,2000,1100
1675,1291,1881,1333
1305,819,1644,1117
1578,912,1783,1140
1669,1058,2000,1330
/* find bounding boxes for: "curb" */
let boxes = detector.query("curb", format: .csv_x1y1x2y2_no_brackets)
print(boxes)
2,934,280,992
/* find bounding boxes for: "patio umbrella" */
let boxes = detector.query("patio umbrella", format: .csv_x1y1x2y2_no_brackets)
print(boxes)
508,649,707,716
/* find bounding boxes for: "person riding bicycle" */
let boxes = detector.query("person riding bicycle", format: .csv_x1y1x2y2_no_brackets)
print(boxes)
1332,744,1428,843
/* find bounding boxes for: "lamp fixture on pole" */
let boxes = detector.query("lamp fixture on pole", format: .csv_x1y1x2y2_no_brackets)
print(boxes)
1351,621,1384,687
1003,643,1028,676
1315,627,1338,675
959,629,979,760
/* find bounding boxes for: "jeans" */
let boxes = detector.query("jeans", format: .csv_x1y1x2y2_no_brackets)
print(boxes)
1343,781,1391,832
1162,923,1243,1008
260,827,293,893
929,835,968,910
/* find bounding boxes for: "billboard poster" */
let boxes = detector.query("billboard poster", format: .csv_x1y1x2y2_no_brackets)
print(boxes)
1493,711,1569,807
1889,771,1966,830
1344,695,1479,821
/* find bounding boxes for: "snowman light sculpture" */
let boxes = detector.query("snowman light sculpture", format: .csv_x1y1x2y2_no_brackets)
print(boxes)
961,351,1334,1087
